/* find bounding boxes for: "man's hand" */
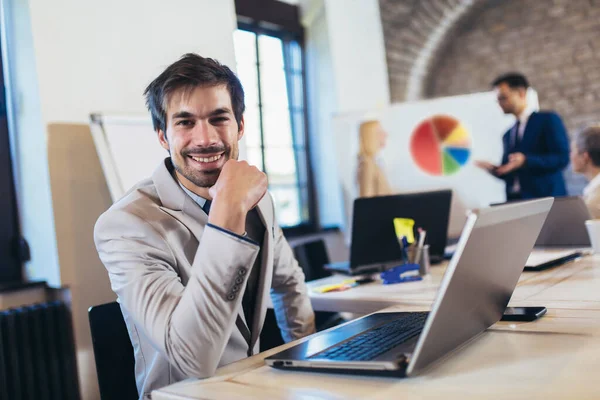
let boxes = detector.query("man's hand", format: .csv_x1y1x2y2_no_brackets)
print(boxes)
508,152,526,168
495,152,526,176
474,160,498,173
208,160,268,235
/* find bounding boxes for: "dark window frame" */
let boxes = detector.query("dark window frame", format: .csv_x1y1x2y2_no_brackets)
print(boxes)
235,19,318,237
0,37,23,283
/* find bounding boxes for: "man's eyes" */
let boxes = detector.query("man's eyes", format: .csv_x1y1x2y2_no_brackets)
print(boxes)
176,120,194,127
174,117,230,126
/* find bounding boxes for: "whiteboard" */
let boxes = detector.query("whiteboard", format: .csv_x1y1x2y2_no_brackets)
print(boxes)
89,114,167,202
332,90,539,237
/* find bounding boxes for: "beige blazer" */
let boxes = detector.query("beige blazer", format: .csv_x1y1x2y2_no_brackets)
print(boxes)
357,156,392,198
94,159,315,399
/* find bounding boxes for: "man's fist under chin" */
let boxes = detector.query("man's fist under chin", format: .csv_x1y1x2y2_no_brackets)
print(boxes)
207,160,268,234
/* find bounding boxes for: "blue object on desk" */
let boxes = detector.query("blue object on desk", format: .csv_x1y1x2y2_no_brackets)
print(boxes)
381,263,422,284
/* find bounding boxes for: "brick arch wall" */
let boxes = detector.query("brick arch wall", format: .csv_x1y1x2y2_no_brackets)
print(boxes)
424,0,600,194
426,0,600,133
379,0,482,102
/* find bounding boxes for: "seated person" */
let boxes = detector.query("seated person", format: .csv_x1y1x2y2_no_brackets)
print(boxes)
94,53,315,398
356,120,392,197
571,125,600,218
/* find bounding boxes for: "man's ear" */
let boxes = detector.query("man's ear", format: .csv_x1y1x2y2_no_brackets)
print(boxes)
158,129,170,151
237,115,245,141
519,87,528,100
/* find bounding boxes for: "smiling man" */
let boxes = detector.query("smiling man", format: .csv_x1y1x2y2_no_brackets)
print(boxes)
94,54,315,399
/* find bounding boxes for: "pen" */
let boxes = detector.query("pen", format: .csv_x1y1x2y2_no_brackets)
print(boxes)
414,228,427,264
401,236,409,264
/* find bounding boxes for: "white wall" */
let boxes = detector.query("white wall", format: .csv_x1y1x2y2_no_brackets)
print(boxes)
29,0,238,123
4,1,238,398
303,0,343,228
301,0,390,228
324,0,390,113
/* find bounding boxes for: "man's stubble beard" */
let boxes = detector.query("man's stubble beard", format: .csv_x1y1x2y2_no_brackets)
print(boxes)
173,144,239,188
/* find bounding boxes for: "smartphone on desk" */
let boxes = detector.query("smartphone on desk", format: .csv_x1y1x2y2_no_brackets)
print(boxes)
501,306,547,322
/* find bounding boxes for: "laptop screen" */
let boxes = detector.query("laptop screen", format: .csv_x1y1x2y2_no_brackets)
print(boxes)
408,199,552,375
350,190,452,269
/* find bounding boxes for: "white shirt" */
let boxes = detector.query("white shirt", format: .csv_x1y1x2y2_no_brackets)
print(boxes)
510,108,534,193
583,172,600,218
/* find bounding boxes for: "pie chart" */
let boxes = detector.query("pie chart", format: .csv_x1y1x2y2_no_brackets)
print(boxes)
410,115,471,176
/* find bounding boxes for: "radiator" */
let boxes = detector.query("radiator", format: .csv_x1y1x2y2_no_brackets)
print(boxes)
0,301,80,400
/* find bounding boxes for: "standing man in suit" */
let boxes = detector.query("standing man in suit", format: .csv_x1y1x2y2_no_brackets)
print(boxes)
475,73,570,200
94,53,315,398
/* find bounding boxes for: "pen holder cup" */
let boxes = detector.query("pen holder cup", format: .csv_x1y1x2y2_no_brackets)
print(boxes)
408,244,431,276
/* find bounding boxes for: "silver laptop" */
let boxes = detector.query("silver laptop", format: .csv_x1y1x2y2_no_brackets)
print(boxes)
266,198,553,376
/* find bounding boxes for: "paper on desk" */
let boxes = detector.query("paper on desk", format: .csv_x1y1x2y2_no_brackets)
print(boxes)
393,218,415,244
526,249,581,267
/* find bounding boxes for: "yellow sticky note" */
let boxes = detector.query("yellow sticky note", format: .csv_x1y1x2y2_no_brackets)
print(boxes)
393,218,415,244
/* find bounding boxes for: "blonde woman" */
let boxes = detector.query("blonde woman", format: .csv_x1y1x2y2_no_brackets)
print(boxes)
357,120,392,197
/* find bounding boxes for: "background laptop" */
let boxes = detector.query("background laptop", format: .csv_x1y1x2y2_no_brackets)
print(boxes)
326,190,452,275
534,196,591,247
492,196,590,270
266,198,553,377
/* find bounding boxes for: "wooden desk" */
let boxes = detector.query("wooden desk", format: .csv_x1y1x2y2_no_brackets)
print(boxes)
307,252,593,314
153,254,600,400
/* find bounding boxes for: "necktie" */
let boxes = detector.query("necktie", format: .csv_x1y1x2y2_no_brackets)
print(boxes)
202,200,211,215
512,120,521,149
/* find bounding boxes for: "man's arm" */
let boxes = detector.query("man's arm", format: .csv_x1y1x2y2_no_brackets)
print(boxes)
523,113,570,172
269,201,316,342
94,210,260,378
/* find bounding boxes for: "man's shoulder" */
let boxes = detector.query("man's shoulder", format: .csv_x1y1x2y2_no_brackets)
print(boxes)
95,177,164,232
533,110,563,121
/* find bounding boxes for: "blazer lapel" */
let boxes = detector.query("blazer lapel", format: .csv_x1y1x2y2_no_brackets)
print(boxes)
153,158,207,243
520,112,538,151
250,195,275,349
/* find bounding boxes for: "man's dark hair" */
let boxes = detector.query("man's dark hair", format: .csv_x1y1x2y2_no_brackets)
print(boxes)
144,53,245,133
491,72,530,89
575,125,600,166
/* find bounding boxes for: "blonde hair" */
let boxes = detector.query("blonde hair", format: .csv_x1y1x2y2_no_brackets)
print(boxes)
358,120,381,157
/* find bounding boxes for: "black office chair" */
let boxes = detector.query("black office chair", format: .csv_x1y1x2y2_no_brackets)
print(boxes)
293,239,332,281
88,302,138,400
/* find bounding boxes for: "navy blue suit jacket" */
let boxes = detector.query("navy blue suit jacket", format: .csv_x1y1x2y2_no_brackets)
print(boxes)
499,111,569,199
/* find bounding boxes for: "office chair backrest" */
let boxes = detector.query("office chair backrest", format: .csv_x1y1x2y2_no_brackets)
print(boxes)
293,239,331,282
88,302,138,400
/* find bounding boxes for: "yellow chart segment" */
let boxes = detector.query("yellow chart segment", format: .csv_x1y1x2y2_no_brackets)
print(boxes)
443,124,470,147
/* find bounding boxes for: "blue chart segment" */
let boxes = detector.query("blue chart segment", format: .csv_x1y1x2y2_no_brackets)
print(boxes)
445,147,470,166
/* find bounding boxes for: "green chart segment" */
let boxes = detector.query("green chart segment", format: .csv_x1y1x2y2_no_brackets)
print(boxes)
410,115,472,176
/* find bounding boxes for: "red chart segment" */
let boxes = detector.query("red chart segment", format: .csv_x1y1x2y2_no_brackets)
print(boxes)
432,115,458,141
410,120,442,175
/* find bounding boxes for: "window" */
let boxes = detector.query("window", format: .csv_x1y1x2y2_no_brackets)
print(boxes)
233,24,313,230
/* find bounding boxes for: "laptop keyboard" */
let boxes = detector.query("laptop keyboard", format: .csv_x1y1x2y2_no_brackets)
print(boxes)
309,312,429,362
